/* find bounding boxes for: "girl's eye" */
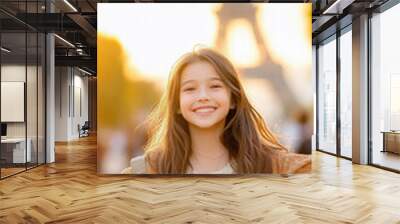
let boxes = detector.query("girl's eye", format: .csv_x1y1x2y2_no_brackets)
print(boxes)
183,87,195,92
211,84,222,89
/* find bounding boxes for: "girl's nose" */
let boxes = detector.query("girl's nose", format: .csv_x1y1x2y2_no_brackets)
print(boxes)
197,86,210,101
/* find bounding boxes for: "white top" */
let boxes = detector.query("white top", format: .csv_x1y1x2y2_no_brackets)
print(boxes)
121,155,235,174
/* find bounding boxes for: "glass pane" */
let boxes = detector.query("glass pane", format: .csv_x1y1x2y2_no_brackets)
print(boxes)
371,3,400,171
38,33,45,165
340,29,352,158
27,31,38,169
318,37,337,154
0,1,46,178
26,0,39,170
1,31,27,177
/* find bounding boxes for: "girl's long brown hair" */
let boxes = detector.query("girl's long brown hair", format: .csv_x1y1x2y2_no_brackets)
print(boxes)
144,47,287,174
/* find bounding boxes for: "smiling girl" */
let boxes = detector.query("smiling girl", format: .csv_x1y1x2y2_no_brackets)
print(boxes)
123,47,311,174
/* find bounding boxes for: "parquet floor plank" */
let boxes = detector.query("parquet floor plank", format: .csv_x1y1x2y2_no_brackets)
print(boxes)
0,135,399,223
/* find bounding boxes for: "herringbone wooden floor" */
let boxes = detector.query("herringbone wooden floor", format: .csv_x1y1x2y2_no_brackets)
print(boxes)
1,135,400,223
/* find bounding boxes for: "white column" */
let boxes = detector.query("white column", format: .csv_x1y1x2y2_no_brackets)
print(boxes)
45,0,55,163
352,14,369,164
46,33,55,163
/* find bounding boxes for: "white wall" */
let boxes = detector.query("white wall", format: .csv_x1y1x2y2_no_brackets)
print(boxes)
1,65,36,137
55,66,70,141
55,67,89,141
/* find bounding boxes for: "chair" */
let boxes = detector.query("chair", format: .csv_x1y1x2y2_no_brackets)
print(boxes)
79,121,90,138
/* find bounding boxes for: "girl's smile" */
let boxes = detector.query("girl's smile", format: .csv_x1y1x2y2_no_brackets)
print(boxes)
192,105,217,114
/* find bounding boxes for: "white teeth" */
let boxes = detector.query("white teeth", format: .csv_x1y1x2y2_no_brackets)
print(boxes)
194,107,215,113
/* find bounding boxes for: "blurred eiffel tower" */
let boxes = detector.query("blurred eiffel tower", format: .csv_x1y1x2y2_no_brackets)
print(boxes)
215,4,300,116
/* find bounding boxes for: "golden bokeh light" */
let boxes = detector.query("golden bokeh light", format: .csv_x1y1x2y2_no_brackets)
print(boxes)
258,3,311,67
98,3,311,80
98,3,220,83
225,19,262,68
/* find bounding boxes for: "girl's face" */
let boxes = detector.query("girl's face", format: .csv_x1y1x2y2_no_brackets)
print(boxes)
179,61,232,129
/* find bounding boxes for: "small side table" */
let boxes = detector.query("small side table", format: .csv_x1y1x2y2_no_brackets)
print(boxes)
381,131,400,154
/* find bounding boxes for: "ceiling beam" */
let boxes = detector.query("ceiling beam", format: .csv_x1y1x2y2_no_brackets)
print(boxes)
67,13,96,46
322,0,356,15
55,55,96,69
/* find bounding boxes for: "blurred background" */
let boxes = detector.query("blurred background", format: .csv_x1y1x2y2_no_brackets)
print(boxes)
97,3,312,174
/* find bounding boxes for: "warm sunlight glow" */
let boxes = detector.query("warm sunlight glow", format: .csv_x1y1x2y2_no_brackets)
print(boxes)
98,3,220,84
226,19,261,68
258,4,311,67
98,3,311,80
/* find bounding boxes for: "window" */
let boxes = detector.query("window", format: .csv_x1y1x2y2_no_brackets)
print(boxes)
371,2,400,171
339,28,352,158
0,1,46,179
318,36,337,154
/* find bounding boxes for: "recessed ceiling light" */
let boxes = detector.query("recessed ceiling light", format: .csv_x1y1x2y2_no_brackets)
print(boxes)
323,0,355,15
78,67,93,76
54,34,75,48
63,0,78,12
1,47,11,53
